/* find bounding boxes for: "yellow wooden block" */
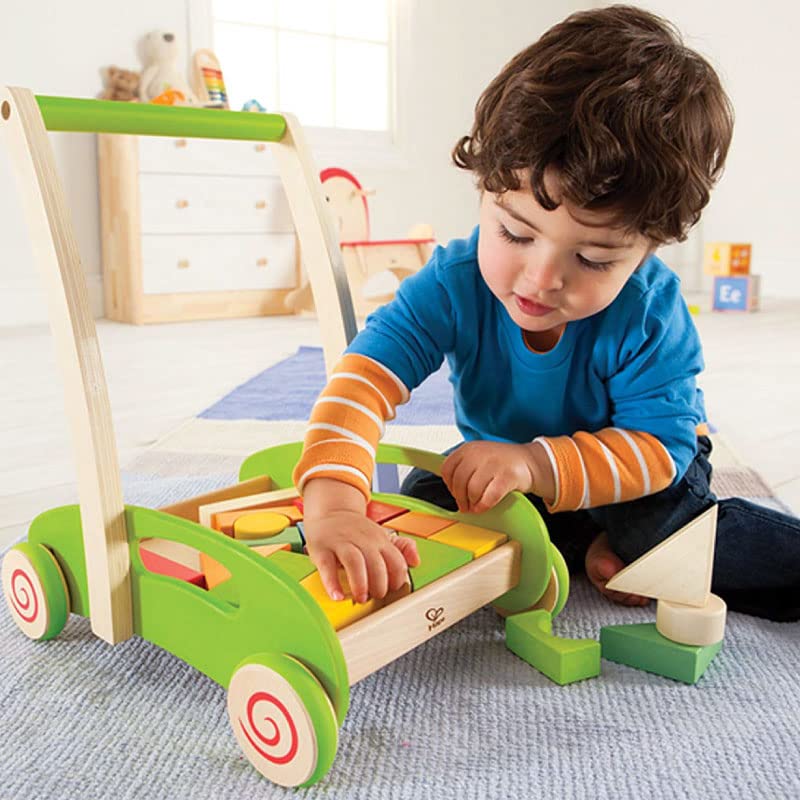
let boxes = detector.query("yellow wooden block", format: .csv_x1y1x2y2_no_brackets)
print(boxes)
300,570,381,630
199,551,231,590
233,511,290,540
428,522,508,557
388,511,454,538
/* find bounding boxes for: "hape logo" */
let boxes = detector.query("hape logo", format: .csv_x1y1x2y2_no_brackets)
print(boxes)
425,606,445,631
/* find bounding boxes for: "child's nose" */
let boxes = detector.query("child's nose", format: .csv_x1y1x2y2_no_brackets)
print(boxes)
524,257,564,292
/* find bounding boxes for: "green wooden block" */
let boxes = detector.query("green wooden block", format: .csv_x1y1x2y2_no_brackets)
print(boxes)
506,609,601,685
237,525,304,553
267,550,317,583
208,578,239,607
600,623,723,684
408,534,473,591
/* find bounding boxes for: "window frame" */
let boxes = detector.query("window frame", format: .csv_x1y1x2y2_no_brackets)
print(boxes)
187,0,408,170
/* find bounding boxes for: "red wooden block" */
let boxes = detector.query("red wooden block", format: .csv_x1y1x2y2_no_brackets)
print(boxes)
140,548,207,588
293,497,304,513
366,500,408,524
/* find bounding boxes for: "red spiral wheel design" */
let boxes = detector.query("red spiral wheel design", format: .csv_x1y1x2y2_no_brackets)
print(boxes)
10,568,39,623
238,690,299,765
227,654,339,787
2,544,69,640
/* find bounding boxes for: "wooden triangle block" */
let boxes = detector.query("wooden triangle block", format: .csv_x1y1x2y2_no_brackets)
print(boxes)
605,504,718,606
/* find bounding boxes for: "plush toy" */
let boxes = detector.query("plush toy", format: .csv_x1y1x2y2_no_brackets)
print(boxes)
139,31,198,104
101,67,140,102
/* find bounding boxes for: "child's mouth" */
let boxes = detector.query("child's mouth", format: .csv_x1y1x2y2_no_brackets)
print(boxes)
514,294,555,316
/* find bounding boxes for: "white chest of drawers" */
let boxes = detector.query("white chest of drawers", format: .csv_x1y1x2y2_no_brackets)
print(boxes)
98,133,299,323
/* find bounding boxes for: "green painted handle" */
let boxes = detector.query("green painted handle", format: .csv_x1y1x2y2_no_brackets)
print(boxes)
34,95,287,141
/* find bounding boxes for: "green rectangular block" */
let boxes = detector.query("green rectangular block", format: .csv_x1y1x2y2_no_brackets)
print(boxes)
506,609,601,685
267,550,317,583
600,623,723,684
237,526,304,553
408,534,473,591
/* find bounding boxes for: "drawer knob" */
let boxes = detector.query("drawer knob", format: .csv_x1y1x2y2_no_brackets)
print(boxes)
176,199,189,209
255,200,268,210
256,258,269,267
177,259,190,269
175,139,188,148
254,143,267,152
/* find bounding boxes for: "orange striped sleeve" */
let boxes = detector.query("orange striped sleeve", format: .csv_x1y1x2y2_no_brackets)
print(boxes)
292,353,409,501
534,428,677,513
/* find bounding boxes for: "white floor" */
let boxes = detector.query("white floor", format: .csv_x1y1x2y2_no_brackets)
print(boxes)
1,297,798,549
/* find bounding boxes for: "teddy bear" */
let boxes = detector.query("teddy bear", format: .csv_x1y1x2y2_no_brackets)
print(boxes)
101,67,140,102
138,30,198,104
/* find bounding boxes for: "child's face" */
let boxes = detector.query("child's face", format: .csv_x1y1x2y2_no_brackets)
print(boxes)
478,175,652,334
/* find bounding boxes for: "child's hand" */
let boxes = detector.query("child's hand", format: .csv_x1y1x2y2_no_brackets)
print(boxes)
442,440,553,513
303,506,420,604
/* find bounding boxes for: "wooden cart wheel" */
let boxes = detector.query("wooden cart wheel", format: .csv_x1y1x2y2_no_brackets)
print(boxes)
2,543,69,640
227,652,339,787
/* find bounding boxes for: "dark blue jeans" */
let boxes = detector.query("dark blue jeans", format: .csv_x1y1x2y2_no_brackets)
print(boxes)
400,437,800,621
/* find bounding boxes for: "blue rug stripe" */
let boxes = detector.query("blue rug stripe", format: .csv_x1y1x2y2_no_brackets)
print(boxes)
200,346,457,425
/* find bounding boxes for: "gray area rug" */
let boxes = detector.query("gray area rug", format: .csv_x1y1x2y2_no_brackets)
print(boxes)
1,428,798,799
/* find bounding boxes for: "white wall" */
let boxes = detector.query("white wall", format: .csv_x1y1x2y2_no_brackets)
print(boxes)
615,0,800,294
1,0,796,327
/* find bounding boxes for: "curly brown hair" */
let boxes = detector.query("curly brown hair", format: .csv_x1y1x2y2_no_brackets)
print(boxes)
452,5,734,244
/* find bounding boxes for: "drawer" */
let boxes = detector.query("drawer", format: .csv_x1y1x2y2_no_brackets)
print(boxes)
141,233,297,294
140,174,294,234
138,136,278,176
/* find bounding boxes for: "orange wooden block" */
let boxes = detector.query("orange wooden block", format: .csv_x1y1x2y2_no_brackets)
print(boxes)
262,504,304,522
387,511,454,538
199,552,231,590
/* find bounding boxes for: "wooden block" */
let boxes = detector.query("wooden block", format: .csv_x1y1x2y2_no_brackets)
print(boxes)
300,570,382,631
429,522,508,558
198,487,300,529
233,512,291,540
605,505,717,607
251,543,292,558
139,537,201,571
387,511,454,538
268,550,317,583
199,551,231,590
236,526,305,553
263,504,304,522
139,546,206,587
365,499,407,525
703,242,752,276
712,275,760,312
506,609,600,685
213,504,301,535
408,535,473,591
656,594,727,646
600,622,722,684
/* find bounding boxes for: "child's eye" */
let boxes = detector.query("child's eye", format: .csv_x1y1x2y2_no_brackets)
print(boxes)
498,224,533,245
577,254,614,271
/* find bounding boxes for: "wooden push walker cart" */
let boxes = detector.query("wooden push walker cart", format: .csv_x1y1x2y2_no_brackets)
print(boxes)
0,89,595,787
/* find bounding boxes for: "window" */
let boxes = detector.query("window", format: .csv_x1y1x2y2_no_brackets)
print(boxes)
208,0,392,133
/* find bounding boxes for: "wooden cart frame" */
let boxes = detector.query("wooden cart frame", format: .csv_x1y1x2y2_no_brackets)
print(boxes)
1,89,578,787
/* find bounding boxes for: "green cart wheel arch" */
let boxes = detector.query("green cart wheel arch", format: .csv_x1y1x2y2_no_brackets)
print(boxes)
1,542,69,640
227,652,339,787
239,441,554,613
25,503,350,725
